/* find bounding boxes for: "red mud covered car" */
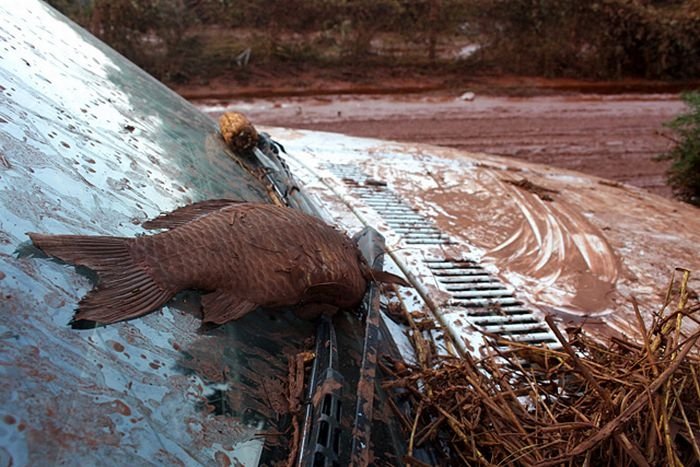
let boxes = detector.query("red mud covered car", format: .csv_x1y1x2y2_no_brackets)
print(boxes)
2,2,700,466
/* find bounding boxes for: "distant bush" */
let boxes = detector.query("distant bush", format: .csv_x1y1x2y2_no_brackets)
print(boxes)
463,0,700,79
662,91,700,205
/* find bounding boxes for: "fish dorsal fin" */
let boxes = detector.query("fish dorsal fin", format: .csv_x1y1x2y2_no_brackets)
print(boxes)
142,199,244,230
201,289,258,324
359,261,411,287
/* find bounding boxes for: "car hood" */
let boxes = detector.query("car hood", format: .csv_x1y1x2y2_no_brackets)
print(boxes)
269,127,700,342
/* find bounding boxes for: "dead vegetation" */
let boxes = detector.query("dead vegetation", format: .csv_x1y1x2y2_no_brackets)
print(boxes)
382,269,700,465
503,178,559,201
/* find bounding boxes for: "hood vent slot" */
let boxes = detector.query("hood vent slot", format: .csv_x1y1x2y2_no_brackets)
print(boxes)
425,259,559,347
324,164,452,245
323,163,557,349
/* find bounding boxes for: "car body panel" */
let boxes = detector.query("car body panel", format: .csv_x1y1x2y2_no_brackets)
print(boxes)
268,127,700,343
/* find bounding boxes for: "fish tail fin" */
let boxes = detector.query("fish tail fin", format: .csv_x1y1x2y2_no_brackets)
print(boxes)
29,233,132,272
28,233,172,324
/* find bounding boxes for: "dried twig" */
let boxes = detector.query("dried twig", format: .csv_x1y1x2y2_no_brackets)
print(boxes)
381,271,700,466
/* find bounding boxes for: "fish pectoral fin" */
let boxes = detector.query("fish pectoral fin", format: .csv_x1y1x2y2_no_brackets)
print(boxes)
368,269,411,288
295,303,338,320
142,199,244,230
201,290,258,324
302,282,352,303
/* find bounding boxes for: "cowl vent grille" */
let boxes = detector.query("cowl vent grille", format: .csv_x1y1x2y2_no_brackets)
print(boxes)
425,259,559,346
321,163,558,349
324,164,452,246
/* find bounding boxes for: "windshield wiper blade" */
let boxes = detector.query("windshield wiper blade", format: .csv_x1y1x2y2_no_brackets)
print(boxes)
349,227,385,465
252,133,322,217
298,315,344,466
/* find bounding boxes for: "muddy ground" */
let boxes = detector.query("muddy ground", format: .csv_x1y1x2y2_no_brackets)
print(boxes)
193,90,685,198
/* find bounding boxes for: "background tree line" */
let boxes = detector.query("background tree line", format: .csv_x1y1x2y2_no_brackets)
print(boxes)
48,0,700,83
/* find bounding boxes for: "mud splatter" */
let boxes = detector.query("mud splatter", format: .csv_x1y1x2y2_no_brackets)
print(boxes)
214,450,231,467
109,340,125,352
98,399,132,417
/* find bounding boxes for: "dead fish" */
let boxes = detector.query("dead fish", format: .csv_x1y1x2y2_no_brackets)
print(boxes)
28,200,408,325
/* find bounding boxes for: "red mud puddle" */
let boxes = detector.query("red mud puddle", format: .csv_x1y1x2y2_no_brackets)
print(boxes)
172,71,700,100
197,93,685,198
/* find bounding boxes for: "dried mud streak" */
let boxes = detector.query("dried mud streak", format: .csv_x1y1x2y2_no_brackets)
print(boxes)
286,351,314,467
487,174,620,313
350,283,382,466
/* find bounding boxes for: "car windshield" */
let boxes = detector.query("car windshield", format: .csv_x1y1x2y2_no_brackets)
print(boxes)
0,2,313,465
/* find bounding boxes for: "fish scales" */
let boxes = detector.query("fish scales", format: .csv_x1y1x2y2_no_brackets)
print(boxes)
28,201,409,326
135,203,367,307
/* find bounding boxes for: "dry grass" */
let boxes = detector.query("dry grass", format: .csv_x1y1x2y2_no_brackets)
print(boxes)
382,269,700,466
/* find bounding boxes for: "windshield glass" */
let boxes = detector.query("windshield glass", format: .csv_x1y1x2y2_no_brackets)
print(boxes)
0,2,309,465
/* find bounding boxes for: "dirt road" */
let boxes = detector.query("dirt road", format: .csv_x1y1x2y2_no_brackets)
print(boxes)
197,93,685,198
